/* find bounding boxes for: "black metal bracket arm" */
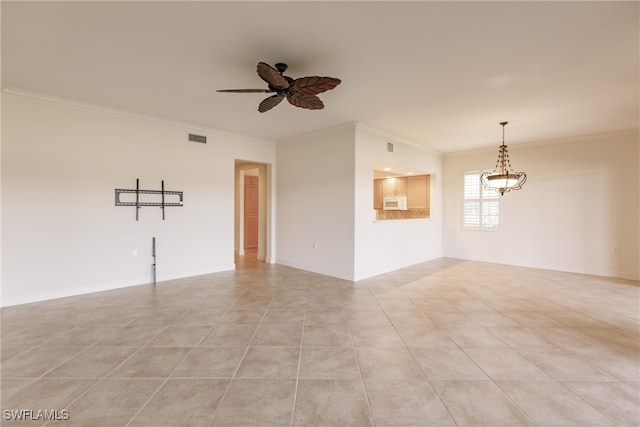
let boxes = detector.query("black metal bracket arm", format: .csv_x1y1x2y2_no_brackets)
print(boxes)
115,179,183,221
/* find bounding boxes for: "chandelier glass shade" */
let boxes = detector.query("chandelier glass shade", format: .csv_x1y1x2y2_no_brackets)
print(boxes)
481,121,527,196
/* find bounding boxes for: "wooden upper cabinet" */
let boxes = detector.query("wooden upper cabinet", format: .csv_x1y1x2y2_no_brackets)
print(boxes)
396,177,407,196
407,175,429,209
373,179,384,209
383,177,407,196
374,175,429,213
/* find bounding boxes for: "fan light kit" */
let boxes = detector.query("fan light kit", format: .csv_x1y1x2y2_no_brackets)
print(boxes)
481,122,527,196
218,62,341,112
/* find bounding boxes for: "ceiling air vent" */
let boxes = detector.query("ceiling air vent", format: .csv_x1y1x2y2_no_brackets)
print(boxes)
188,133,207,144
387,142,394,153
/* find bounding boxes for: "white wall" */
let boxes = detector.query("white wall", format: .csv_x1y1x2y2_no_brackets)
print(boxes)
1,93,275,306
4,91,635,308
353,124,443,280
276,125,356,280
443,130,640,280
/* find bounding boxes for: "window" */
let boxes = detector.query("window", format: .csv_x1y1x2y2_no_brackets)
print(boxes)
463,171,500,229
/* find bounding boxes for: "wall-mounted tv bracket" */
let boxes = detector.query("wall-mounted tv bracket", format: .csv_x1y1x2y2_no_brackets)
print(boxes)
115,179,183,221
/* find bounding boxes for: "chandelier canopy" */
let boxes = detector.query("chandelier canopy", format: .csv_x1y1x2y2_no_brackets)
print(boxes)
481,121,527,196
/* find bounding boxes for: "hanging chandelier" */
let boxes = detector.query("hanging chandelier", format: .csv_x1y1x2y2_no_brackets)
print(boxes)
481,121,527,196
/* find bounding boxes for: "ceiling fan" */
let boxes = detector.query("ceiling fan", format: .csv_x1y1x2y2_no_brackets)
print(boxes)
217,62,341,113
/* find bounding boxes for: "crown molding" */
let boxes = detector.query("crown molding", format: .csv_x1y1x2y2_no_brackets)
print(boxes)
355,122,443,157
444,128,640,157
2,87,275,145
276,120,444,157
275,122,357,144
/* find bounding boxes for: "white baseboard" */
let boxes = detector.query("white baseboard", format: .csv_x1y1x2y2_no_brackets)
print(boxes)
275,258,354,281
353,256,438,281
0,264,236,308
448,256,640,282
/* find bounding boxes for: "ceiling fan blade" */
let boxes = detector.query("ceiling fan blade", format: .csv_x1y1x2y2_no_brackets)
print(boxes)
291,76,341,95
287,93,324,110
258,93,286,113
257,62,289,89
217,89,272,93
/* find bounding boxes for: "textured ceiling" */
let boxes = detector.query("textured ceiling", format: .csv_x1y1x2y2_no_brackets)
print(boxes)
2,1,638,152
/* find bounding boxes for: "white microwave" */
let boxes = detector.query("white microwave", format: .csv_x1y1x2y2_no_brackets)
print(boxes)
383,196,408,210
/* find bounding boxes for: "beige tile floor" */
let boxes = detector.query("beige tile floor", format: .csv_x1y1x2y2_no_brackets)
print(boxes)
1,257,638,426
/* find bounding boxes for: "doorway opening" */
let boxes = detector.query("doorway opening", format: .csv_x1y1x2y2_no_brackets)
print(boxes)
234,160,272,267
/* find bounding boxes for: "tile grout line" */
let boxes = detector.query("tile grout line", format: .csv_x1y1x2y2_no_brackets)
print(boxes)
399,283,615,427
123,298,243,427
345,291,378,427
38,314,176,426
491,326,626,426
207,287,273,427
289,278,309,427
452,344,540,426
31,322,171,422
493,377,618,427
379,288,463,427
